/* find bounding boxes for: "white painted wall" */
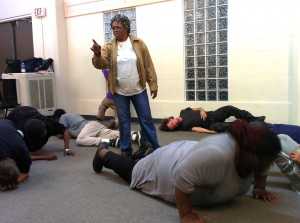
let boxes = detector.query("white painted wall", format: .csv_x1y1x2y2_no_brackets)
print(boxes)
1,0,300,124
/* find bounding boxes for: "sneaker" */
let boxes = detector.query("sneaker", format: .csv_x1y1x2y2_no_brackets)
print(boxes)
121,149,132,156
250,116,266,122
131,141,154,161
109,137,120,148
132,131,142,147
92,142,109,173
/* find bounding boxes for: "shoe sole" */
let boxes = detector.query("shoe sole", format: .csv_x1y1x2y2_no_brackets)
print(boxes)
92,148,104,173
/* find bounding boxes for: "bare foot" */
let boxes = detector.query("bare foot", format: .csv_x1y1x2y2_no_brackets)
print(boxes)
290,150,300,164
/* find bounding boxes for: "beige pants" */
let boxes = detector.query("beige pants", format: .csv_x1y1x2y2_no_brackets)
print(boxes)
76,121,119,146
97,98,118,126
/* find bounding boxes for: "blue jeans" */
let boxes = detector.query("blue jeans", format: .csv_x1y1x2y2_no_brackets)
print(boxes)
113,90,159,153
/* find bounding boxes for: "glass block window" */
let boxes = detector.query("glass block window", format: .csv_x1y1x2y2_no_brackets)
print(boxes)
104,8,136,43
184,0,228,101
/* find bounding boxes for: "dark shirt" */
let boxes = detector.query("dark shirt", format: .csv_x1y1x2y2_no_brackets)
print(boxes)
7,106,66,151
267,123,300,144
0,119,32,173
179,107,213,131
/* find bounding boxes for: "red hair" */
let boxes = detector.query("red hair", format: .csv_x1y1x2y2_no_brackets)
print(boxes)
228,120,281,159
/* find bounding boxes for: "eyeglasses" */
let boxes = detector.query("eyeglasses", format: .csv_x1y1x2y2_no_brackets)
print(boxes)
111,26,122,31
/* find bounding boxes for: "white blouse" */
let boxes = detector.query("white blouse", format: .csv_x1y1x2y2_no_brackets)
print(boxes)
116,38,144,96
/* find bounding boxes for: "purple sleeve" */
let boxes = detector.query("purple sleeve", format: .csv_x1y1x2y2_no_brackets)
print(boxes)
103,70,109,80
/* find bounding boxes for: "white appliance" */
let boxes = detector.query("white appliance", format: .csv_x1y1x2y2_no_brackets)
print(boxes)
2,72,56,116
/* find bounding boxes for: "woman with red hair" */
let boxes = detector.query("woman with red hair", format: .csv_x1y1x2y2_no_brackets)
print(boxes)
93,120,281,223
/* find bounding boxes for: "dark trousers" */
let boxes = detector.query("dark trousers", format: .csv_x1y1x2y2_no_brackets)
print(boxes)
103,151,137,184
209,105,255,132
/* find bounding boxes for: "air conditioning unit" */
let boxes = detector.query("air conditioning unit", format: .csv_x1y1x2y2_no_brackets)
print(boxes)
2,72,56,116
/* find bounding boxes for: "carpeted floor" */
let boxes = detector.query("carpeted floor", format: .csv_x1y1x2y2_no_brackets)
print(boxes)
1,121,299,223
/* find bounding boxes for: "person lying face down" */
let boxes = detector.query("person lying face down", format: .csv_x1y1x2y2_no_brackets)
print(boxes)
159,105,266,134
7,106,74,160
93,119,281,223
0,119,32,191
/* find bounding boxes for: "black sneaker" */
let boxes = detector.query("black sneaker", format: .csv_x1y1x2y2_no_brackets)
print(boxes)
132,131,142,147
250,116,266,122
131,141,154,161
109,137,120,148
92,142,109,173
121,149,132,156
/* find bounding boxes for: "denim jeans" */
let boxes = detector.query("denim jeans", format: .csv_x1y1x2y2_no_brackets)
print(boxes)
113,90,159,153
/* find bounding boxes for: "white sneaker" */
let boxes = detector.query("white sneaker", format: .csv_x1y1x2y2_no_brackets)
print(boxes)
131,131,142,147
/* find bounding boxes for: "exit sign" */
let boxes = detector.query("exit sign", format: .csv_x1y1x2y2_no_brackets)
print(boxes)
33,8,46,17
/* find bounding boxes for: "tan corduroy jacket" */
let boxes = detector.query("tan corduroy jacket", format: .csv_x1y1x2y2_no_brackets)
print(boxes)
92,34,158,94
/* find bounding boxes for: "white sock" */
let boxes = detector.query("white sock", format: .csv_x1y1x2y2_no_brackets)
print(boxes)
101,138,110,143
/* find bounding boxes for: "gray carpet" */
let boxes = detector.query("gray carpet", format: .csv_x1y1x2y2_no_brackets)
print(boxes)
1,122,300,223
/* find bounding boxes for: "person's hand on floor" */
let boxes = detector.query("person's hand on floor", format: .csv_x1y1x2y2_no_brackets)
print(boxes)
252,188,278,202
64,149,75,156
0,182,18,191
180,212,204,223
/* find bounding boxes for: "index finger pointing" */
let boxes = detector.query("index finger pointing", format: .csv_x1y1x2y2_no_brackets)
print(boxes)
92,39,98,45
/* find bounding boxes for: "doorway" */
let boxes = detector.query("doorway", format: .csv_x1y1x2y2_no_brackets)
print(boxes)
0,18,34,74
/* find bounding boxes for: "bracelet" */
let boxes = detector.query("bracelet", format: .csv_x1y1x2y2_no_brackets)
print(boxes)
64,148,70,152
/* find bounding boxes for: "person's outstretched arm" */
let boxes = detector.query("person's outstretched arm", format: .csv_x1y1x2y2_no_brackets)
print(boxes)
175,187,204,223
192,127,216,134
62,129,74,156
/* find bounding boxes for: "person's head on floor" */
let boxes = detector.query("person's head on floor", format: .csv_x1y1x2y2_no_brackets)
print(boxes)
110,14,131,41
228,119,281,177
24,119,47,147
0,158,20,191
159,116,180,131
53,109,66,122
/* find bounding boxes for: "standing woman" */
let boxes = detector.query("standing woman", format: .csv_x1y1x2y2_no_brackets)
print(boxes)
91,14,159,156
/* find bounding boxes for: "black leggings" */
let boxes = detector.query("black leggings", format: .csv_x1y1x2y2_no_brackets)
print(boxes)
209,105,255,132
103,151,137,184
212,105,254,122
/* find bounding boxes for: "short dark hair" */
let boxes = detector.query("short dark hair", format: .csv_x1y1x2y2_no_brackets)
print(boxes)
110,14,131,33
0,158,20,189
24,119,46,141
159,117,177,131
53,109,66,119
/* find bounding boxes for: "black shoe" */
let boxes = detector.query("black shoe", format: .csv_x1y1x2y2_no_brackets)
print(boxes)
92,142,109,173
132,131,142,147
131,141,154,161
121,150,132,156
109,137,120,148
250,116,266,122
